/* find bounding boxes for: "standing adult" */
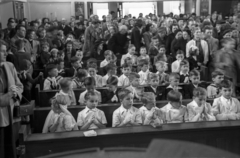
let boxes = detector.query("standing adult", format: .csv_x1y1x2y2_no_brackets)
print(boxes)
142,24,153,52
131,19,143,54
0,41,23,158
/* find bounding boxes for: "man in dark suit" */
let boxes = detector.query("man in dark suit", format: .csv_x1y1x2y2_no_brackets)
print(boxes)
59,18,72,36
131,19,143,54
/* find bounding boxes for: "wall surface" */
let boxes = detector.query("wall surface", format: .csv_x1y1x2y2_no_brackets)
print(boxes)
0,2,14,28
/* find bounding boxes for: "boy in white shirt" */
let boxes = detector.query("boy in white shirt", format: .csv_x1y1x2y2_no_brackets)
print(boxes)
112,88,142,127
102,63,118,87
171,50,184,73
137,46,150,64
207,70,224,98
121,44,137,66
155,61,169,85
87,63,103,87
78,77,102,105
100,50,113,68
212,79,240,120
126,72,144,101
72,69,88,89
77,91,107,130
118,63,131,87
161,90,188,123
140,92,165,127
43,64,62,90
138,59,151,85
187,87,216,122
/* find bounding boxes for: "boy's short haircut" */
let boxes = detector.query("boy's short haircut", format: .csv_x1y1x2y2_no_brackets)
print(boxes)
138,59,149,67
121,63,131,69
118,88,132,101
150,73,159,80
50,48,59,54
128,72,140,81
51,94,69,110
107,76,118,86
141,92,156,104
219,79,232,89
169,73,180,81
159,45,165,50
41,41,49,47
180,59,189,67
46,64,57,73
84,91,98,100
104,50,113,57
76,69,88,79
106,63,117,72
128,44,135,50
87,58,97,66
59,78,72,89
70,56,79,63
84,77,96,86
211,70,224,78
203,26,213,32
189,69,200,77
151,36,159,41
140,46,146,50
176,50,184,56
193,87,207,97
88,62,98,70
15,39,25,50
221,37,235,45
155,60,167,67
167,90,182,102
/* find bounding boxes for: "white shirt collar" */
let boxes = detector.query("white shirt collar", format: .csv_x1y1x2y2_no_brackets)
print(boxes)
85,106,97,113
180,71,189,76
220,96,232,103
119,104,133,114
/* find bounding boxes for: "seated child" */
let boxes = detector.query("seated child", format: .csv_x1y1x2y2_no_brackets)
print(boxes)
212,79,240,120
112,88,142,127
124,56,137,73
149,36,160,63
75,50,84,67
100,50,113,68
121,44,137,66
185,70,204,99
171,50,184,73
161,90,188,123
153,45,167,65
58,78,76,106
48,48,59,64
140,92,165,127
138,59,151,85
155,61,169,85
164,73,183,99
65,56,81,77
118,63,131,87
207,70,224,98
145,73,164,100
57,50,65,60
187,45,201,71
43,64,62,90
102,63,118,87
56,58,65,77
88,63,103,87
187,87,216,122
126,72,144,101
42,93,78,133
72,69,88,89
102,76,120,103
179,59,190,83
77,91,107,130
78,77,102,105
40,42,51,68
137,46,150,63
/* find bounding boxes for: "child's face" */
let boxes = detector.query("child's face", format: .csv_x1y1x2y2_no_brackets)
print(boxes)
51,50,58,57
190,75,200,85
194,95,207,106
221,87,232,99
131,78,140,87
85,85,95,92
180,64,189,73
122,67,131,76
150,78,159,87
141,64,149,72
42,45,49,52
153,39,159,46
72,60,81,69
85,95,98,109
213,75,224,85
156,64,166,73
176,54,184,61
76,51,83,61
108,85,117,92
106,53,112,60
49,68,58,77
232,30,238,38
204,29,212,38
108,69,117,76
140,48,147,56
88,68,97,77
145,100,156,110
159,48,166,54
66,44,73,51
129,47,136,55
126,58,133,65
170,78,179,87
58,62,64,70
122,93,134,109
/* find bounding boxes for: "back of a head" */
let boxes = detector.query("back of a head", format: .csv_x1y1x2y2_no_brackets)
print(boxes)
167,90,182,102
107,76,118,86
189,69,200,77
15,39,25,50
84,91,98,100
142,92,156,104
169,73,180,81
118,88,132,101
76,69,88,79
128,72,140,82
84,76,96,86
193,87,207,98
59,78,72,90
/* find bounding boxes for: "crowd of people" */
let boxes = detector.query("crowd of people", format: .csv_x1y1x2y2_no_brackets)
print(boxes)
1,5,240,158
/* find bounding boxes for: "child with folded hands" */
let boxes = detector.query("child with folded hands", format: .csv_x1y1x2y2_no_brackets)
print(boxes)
140,92,165,127
112,89,142,127
77,91,107,130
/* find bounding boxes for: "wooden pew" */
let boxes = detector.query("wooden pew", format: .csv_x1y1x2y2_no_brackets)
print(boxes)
25,121,240,158
33,99,217,133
